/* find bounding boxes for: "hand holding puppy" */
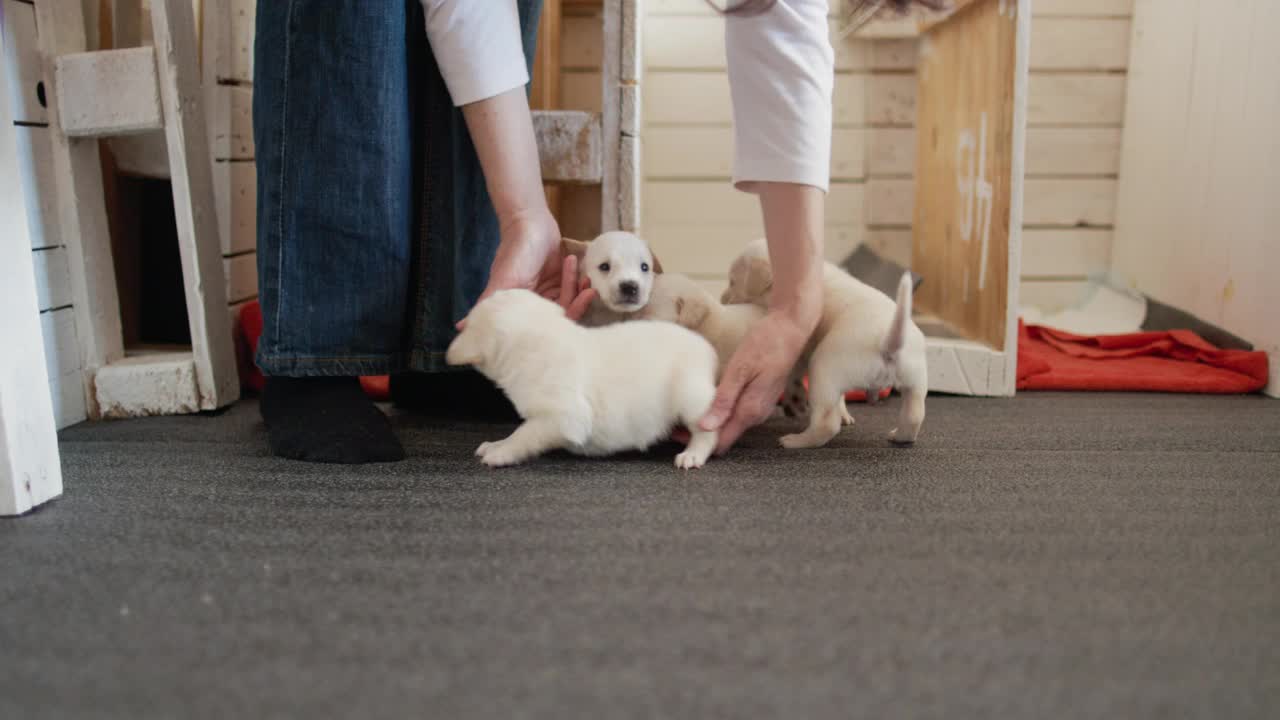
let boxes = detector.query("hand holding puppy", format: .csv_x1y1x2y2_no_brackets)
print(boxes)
698,310,814,455
460,226,597,330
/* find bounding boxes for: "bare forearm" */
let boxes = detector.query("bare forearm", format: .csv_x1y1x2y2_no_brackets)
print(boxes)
758,182,825,337
460,86,548,225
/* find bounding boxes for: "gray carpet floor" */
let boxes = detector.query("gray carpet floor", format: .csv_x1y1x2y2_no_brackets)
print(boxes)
2,392,1278,719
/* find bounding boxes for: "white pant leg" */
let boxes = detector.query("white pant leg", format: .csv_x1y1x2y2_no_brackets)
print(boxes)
725,0,835,193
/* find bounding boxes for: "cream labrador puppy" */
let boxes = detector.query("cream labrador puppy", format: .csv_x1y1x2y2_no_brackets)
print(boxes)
447,289,720,469
571,231,659,327
638,273,765,379
724,239,928,447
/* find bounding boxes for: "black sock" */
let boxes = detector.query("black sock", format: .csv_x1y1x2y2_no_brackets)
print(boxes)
260,377,404,463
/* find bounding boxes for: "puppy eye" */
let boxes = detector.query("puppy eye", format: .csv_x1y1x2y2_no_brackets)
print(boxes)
599,262,610,273
641,263,650,273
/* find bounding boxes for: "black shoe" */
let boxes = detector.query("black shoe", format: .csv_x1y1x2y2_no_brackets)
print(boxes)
260,376,405,463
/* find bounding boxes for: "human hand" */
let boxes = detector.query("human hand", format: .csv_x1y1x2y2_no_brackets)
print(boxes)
697,311,812,455
459,211,596,329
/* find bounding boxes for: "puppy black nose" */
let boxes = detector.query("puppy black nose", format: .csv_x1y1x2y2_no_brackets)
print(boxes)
619,280,639,298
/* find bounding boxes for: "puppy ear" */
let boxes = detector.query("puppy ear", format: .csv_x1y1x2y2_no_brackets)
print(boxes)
560,237,590,262
650,251,665,274
745,256,774,299
678,295,710,328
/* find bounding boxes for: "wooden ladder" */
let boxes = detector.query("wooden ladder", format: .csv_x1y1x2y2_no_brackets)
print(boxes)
33,0,239,418
535,0,641,233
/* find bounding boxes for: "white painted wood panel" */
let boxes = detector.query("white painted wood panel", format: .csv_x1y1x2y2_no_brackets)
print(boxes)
1021,229,1112,278
867,178,1117,227
224,252,258,303
55,47,164,136
1035,0,1133,17
1030,18,1130,70
1028,74,1127,126
1,63,63,515
1019,279,1090,313
644,181,864,224
645,125,866,180
13,126,60,250
213,159,256,256
867,127,1122,178
210,83,253,160
2,0,47,124
1112,0,1280,396
31,246,72,310
39,307,89,428
871,73,1130,127
227,0,255,83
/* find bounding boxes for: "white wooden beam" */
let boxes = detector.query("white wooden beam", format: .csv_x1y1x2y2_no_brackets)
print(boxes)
600,0,621,231
55,47,163,137
534,110,602,183
96,352,201,418
1,50,64,517
35,0,128,418
148,0,240,410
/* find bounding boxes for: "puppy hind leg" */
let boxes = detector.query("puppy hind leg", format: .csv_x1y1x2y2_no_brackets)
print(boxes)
478,417,566,467
839,400,856,426
889,386,926,445
780,348,848,449
781,369,810,419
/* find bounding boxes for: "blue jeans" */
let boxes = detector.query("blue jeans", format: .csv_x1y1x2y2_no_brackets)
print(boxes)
253,0,542,376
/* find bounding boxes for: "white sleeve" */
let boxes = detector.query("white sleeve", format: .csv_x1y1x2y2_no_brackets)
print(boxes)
725,0,835,193
420,1,530,106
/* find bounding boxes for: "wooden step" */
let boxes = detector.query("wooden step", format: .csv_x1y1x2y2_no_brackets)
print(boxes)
534,110,603,184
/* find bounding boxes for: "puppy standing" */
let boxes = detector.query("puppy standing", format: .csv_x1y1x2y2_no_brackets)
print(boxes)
725,239,929,447
640,273,766,379
573,231,659,327
447,289,720,469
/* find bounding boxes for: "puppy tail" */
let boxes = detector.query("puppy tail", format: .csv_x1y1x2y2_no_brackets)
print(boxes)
883,272,913,358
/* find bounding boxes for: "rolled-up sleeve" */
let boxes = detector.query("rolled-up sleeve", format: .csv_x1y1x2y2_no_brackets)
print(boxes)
420,1,529,106
725,0,835,193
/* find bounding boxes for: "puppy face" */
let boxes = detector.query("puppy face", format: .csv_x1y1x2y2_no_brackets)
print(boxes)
582,231,656,314
721,238,774,305
640,273,713,330
447,290,565,369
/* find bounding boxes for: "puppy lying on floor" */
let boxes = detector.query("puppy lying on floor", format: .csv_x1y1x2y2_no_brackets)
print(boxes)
447,289,720,469
724,239,929,448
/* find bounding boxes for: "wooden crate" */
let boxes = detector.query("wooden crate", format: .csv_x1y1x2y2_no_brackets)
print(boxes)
908,0,1030,396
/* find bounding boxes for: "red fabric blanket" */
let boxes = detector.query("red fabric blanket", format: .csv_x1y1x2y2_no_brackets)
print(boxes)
1017,321,1269,393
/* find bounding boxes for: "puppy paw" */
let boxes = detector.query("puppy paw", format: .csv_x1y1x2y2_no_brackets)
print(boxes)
840,404,856,426
479,441,525,467
674,450,708,469
780,433,821,450
888,428,916,446
475,441,495,458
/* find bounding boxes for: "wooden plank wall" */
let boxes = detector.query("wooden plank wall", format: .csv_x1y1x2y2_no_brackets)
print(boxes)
208,0,258,325
559,0,1132,305
3,0,89,428
1111,0,1280,397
